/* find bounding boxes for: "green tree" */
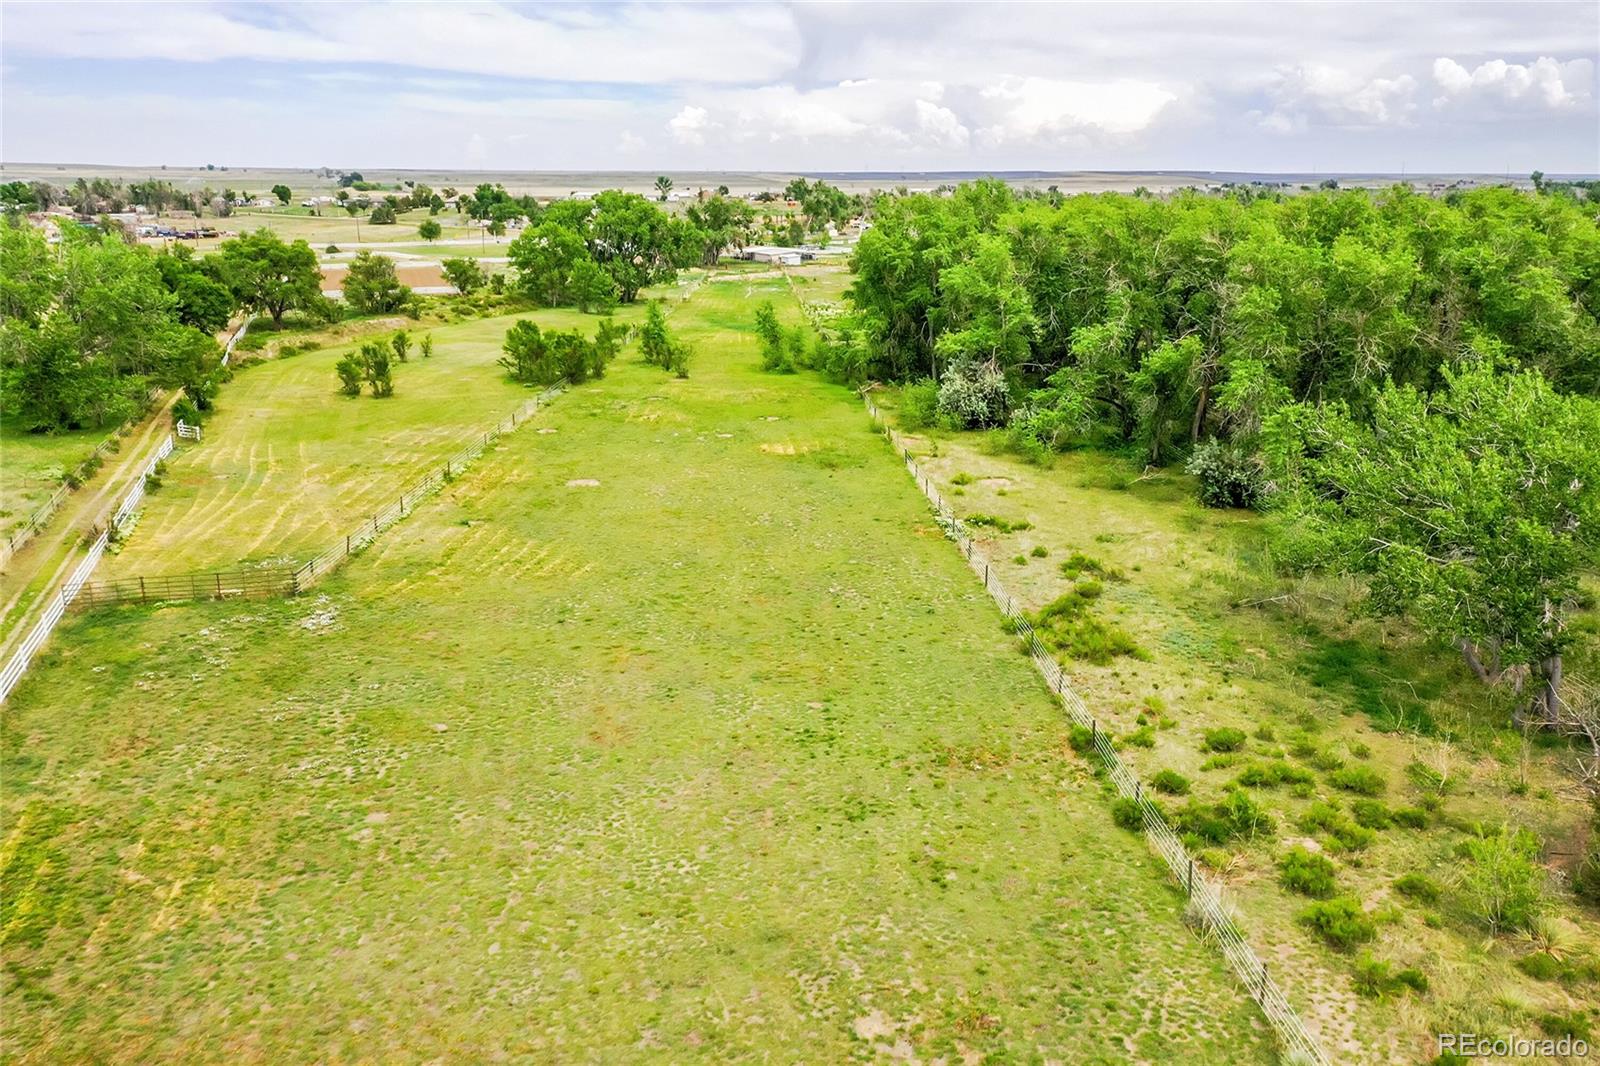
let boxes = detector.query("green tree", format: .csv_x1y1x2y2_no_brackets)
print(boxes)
639,300,671,367
361,340,394,397
391,330,411,363
583,190,700,302
418,218,442,242
342,252,411,315
271,184,292,205
592,318,625,376
369,202,398,224
420,334,433,359
568,256,618,313
686,195,756,264
1266,363,1600,725
753,301,788,371
654,175,674,202
441,257,486,295
508,223,586,305
335,353,364,396
217,229,323,328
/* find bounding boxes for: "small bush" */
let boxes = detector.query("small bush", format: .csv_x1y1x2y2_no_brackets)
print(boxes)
1058,551,1123,581
1298,896,1376,950
1120,726,1155,749
1110,798,1144,831
1537,1010,1593,1042
1235,759,1315,789
1329,766,1386,796
1516,952,1563,981
950,471,974,486
1299,801,1377,853
1186,440,1268,509
1350,799,1393,829
1202,727,1247,753
1175,789,1274,845
1352,956,1427,999
1279,846,1337,898
1393,873,1441,904
1068,724,1099,759
1390,806,1428,829
1458,825,1546,934
1028,590,1146,665
1030,544,1048,558
967,513,1033,533
898,379,941,430
1151,769,1191,795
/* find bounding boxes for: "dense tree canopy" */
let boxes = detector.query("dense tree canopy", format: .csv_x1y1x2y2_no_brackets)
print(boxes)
0,221,223,431
505,190,701,306
844,181,1600,459
217,229,323,328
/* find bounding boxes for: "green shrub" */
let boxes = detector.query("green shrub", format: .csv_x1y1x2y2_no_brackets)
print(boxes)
1186,440,1268,509
1458,825,1546,934
1058,551,1123,581
1202,727,1247,753
1068,724,1100,760
1120,726,1155,749
1390,806,1429,829
1329,766,1386,796
950,471,974,486
1175,789,1274,846
1110,798,1144,832
1574,843,1600,908
1235,759,1315,788
1299,801,1376,852
1350,799,1393,829
898,379,941,430
1537,1010,1593,1042
1298,896,1376,950
1028,590,1146,665
1013,554,1027,565
1029,544,1048,558
1278,846,1337,898
1393,873,1442,903
1151,769,1191,795
1405,760,1452,796
1516,952,1563,981
1352,955,1427,999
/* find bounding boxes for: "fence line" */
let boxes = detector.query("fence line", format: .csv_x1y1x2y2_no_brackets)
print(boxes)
71,567,299,610
221,315,253,367
0,388,165,569
0,432,175,703
289,387,559,591
861,394,1329,1066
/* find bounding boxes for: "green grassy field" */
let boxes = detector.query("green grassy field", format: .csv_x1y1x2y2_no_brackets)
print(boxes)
99,303,650,578
886,409,1600,1063
0,418,109,536
2,276,1275,1062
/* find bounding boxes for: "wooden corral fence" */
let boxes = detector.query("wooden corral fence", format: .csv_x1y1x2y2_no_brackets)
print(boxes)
70,567,299,609
861,393,1330,1066
175,419,202,441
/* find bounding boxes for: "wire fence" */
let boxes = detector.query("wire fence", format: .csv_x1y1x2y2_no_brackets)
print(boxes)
0,433,174,703
862,394,1329,1066
290,387,559,590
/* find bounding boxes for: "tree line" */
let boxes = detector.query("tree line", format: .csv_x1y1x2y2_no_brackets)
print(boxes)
838,179,1599,729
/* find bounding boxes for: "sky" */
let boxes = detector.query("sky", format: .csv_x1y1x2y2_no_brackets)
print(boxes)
2,1,1597,174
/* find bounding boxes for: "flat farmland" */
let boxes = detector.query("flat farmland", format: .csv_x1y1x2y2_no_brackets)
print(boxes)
2,277,1273,1062
99,303,648,578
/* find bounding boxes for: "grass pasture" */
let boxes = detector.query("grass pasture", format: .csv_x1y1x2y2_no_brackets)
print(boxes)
100,304,645,578
1,279,1275,1062
0,418,108,536
888,412,1600,1063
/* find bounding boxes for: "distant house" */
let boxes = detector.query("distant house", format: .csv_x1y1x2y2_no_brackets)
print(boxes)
736,244,812,266
252,197,278,208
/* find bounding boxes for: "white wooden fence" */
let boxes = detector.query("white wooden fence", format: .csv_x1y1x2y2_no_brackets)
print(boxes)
0,434,174,704
221,315,253,367
175,419,202,441
863,395,1330,1066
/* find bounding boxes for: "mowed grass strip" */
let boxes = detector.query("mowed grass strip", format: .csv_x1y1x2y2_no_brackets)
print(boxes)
2,279,1273,1062
100,304,646,577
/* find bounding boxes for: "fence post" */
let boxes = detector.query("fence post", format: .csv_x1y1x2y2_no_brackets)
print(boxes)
1187,858,1195,896
346,535,351,556
140,576,147,605
1091,720,1097,746
215,573,223,598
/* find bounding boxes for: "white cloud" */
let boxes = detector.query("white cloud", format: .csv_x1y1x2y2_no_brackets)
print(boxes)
977,77,1177,142
1432,56,1593,109
1257,65,1419,130
914,99,969,149
616,130,646,154
668,105,710,145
